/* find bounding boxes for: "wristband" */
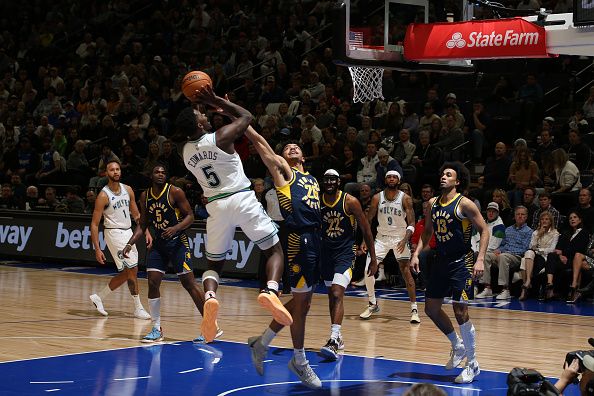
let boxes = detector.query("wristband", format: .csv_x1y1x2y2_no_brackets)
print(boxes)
125,243,132,248
406,225,415,233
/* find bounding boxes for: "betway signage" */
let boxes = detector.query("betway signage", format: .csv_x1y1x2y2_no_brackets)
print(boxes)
0,212,260,276
404,18,549,60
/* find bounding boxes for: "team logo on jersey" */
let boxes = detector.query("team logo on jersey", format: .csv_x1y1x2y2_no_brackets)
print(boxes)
297,177,320,210
432,209,454,242
291,264,301,274
323,210,344,238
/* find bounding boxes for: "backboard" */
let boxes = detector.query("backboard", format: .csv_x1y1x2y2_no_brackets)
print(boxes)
332,0,475,73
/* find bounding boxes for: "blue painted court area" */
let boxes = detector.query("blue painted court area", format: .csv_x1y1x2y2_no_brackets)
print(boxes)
5,261,594,317
0,340,578,396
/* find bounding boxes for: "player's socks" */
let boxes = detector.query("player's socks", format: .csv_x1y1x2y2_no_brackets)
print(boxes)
148,298,161,329
330,324,341,340
132,295,143,310
411,302,418,311
460,321,477,363
97,285,112,301
266,281,279,293
294,348,307,365
446,330,463,349
261,327,277,347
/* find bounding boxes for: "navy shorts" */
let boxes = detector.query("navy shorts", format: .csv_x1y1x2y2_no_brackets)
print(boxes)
425,252,475,302
320,244,356,283
147,233,193,275
285,229,320,290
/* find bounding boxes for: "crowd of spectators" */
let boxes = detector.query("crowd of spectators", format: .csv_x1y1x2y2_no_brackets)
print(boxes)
0,1,593,300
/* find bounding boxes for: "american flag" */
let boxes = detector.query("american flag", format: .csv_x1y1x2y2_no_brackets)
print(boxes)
349,31,364,48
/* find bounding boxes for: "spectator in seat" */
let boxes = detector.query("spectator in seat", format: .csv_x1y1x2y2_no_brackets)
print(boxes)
532,191,560,230
411,130,442,191
0,183,22,210
392,128,416,167
339,144,360,187
572,188,594,233
522,186,539,225
35,137,64,184
84,190,96,214
24,185,39,211
534,129,557,169
551,148,581,213
476,142,512,207
569,232,594,303
157,139,185,180
375,148,403,191
519,210,560,301
61,186,85,214
582,85,594,121
566,129,591,171
476,203,528,300
464,99,490,163
36,186,59,212
434,114,464,159
546,211,590,302
507,146,540,208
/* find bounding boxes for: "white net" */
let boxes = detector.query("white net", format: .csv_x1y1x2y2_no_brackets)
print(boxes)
348,66,384,103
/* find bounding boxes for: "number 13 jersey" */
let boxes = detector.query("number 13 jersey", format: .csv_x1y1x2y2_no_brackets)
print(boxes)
431,193,472,257
183,133,251,199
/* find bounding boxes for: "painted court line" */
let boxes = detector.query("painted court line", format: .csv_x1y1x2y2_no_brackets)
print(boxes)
30,381,74,384
44,389,61,392
178,367,203,374
113,376,151,381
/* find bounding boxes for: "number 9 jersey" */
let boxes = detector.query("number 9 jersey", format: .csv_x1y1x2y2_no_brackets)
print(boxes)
182,133,252,199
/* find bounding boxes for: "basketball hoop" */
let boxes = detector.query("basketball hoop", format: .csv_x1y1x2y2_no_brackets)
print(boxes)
348,66,384,103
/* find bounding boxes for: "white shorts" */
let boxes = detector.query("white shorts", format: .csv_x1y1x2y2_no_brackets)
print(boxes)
375,233,411,262
323,267,353,288
205,190,279,260
104,228,138,271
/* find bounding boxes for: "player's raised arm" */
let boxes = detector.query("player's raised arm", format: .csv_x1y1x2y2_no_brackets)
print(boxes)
90,191,109,265
194,85,253,151
245,125,292,187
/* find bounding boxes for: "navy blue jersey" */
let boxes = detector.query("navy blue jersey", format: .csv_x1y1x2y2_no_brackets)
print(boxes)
146,183,183,239
321,191,356,251
276,168,321,230
431,193,472,258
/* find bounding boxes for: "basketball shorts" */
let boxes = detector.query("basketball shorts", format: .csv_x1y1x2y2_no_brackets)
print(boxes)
147,233,193,275
285,229,321,292
104,228,138,271
425,252,475,302
205,190,279,261
375,233,411,262
321,243,355,288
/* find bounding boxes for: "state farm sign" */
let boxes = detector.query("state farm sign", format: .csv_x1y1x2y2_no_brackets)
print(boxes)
404,18,549,60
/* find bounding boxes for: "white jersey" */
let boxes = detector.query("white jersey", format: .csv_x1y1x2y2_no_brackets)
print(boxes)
376,190,407,237
101,183,132,229
182,133,251,199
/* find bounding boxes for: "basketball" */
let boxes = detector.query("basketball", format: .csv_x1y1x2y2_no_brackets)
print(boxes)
181,71,212,100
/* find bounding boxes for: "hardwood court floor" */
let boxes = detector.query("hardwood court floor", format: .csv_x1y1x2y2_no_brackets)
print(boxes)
0,263,591,379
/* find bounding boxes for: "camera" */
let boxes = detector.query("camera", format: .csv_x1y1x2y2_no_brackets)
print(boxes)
507,368,559,396
566,350,594,373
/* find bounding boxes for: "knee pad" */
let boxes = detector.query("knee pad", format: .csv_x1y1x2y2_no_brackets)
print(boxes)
202,270,220,284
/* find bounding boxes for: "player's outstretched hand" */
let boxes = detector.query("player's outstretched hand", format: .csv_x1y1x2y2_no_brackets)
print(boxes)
194,84,217,106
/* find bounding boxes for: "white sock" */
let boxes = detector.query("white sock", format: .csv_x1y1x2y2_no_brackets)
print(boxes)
132,295,143,310
460,321,476,363
364,255,377,305
294,348,307,365
411,302,418,311
97,285,112,301
149,298,161,329
446,330,463,349
261,327,276,347
330,324,341,340
266,281,279,293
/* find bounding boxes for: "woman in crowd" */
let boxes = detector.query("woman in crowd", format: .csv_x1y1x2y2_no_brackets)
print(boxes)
545,211,589,301
492,188,513,226
507,146,540,207
519,211,560,300
568,231,594,303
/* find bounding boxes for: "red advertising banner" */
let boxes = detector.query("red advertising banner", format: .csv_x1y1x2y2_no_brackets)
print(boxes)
404,18,549,60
